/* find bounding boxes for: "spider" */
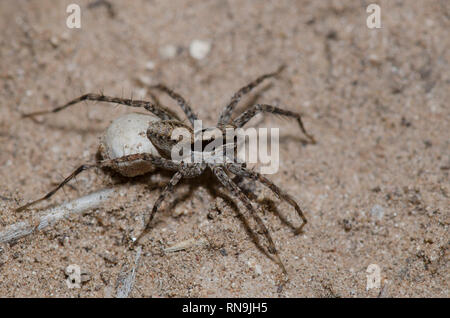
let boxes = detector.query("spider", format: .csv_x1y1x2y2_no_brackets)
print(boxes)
16,65,316,276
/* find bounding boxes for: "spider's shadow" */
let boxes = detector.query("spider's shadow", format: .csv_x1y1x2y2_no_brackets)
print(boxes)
102,166,208,222
278,134,313,147
225,175,299,232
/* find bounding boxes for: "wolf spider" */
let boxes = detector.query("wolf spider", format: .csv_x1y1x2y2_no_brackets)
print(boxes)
16,65,315,275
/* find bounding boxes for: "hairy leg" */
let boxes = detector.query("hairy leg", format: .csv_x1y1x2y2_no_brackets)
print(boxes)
149,84,198,126
212,165,287,275
21,93,178,120
232,103,316,144
218,65,285,125
16,153,182,212
15,164,95,212
226,163,308,235
134,162,206,244
134,171,183,244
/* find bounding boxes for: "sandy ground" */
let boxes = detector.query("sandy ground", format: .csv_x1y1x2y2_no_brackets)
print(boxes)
0,0,448,297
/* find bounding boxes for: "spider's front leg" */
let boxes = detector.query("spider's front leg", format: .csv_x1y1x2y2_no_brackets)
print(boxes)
15,153,181,212
218,65,285,125
233,104,316,144
134,171,183,245
15,164,95,212
134,162,205,245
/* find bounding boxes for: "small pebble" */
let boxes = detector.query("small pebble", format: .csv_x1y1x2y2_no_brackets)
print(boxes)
254,264,262,275
81,272,92,283
219,248,227,256
159,44,178,59
342,219,352,232
145,60,156,71
50,36,59,48
247,259,262,275
189,39,211,60
368,54,381,66
370,204,384,220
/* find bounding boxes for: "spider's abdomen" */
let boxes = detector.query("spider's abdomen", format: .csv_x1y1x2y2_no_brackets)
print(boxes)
99,113,161,177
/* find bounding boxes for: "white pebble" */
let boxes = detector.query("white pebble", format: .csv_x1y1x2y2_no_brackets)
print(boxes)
368,54,381,66
99,113,161,177
145,60,156,71
50,36,59,47
370,204,384,220
136,75,153,86
51,145,61,154
159,44,178,59
189,40,211,60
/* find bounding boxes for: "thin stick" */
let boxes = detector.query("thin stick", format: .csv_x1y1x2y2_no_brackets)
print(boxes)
163,237,208,253
0,188,115,244
116,246,142,298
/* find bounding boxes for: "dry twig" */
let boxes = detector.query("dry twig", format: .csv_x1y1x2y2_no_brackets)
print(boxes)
0,188,115,244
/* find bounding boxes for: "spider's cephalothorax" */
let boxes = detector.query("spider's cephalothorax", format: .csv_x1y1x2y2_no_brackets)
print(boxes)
17,66,316,276
146,120,194,158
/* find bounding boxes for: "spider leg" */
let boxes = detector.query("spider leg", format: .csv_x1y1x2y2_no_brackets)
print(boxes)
15,153,182,212
226,163,308,235
218,65,285,125
134,171,183,245
232,104,316,144
21,93,178,120
213,191,278,260
212,165,287,275
149,84,198,126
134,162,205,244
15,164,95,212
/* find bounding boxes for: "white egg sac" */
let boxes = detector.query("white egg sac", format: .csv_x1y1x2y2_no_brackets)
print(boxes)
99,113,161,177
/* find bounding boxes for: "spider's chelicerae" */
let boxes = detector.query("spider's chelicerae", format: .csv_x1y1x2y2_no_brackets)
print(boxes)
17,65,316,275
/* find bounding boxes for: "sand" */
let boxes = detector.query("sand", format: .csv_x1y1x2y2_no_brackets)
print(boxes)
0,0,448,297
